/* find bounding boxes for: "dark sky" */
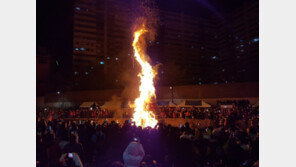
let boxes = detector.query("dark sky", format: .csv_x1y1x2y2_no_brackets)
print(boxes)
37,0,248,46
37,0,73,77
36,0,255,94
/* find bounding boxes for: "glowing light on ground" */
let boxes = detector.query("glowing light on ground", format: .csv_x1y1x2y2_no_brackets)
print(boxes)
131,23,158,128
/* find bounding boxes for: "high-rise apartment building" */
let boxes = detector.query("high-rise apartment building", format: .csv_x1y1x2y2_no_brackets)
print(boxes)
212,0,259,84
73,0,101,71
151,10,220,85
69,0,258,89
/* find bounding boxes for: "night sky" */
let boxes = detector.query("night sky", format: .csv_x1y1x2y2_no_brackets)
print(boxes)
37,0,257,95
37,0,247,54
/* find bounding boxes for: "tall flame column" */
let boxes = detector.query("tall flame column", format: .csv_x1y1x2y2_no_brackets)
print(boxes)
131,24,158,128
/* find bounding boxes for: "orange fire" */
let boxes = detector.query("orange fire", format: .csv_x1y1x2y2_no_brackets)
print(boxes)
131,23,158,128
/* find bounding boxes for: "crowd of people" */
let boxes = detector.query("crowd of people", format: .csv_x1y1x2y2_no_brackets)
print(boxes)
217,100,250,106
36,102,259,167
37,108,115,120
157,106,228,119
37,100,253,120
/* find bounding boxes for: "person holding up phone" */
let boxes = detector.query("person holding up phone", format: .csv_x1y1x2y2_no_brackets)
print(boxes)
59,152,83,167
63,134,85,163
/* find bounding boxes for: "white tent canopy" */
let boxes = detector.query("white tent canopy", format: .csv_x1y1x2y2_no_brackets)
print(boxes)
176,99,211,108
177,100,187,107
157,100,170,106
156,99,181,107
168,101,178,107
220,104,233,109
201,101,211,108
80,102,98,108
171,99,184,106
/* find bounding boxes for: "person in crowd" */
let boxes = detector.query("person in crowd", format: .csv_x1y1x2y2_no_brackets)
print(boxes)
45,130,61,167
123,139,145,167
109,161,124,167
59,152,83,167
36,101,258,167
63,134,85,163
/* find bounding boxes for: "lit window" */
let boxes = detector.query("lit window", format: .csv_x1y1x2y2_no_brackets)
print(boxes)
75,48,79,51
240,44,244,47
161,71,164,74
74,71,78,75
57,91,61,95
75,7,80,10
212,56,217,60
198,82,202,85
115,57,119,61
91,67,93,69
128,53,130,56
107,57,110,60
214,82,218,85
222,69,225,72
149,41,152,44
85,72,88,75
253,38,259,42
115,80,118,83
240,40,244,42
100,61,104,65
240,49,244,52
156,42,160,44
80,48,85,51
236,46,239,49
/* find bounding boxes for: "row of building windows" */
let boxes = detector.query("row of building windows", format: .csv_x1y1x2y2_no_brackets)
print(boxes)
74,47,96,52
75,1,96,6
74,15,96,22
74,18,97,25
74,35,97,41
75,47,84,51
75,12,97,19
74,23,97,30
75,6,94,13
74,29,97,35
104,57,119,61
74,42,96,47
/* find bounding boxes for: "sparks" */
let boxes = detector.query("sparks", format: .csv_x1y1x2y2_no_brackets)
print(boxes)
131,23,158,128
